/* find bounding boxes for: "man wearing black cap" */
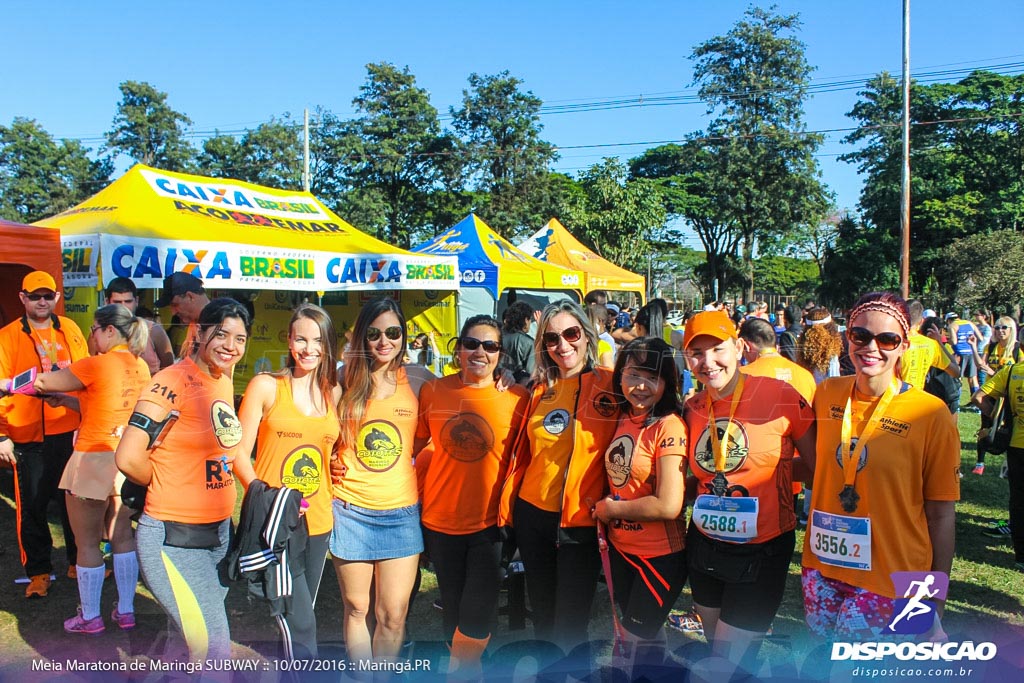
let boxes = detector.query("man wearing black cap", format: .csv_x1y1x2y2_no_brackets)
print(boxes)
155,272,210,359
0,271,88,597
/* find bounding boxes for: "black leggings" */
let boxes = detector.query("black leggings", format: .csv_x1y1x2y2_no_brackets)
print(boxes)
1008,447,1024,562
513,498,600,649
609,545,688,640
423,526,503,641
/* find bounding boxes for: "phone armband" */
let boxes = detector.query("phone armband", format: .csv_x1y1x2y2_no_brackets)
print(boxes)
128,410,180,449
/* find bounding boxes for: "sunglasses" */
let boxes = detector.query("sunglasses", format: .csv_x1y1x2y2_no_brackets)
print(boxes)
366,325,403,342
460,337,501,353
995,325,1011,331
847,327,903,351
542,325,583,347
25,292,57,302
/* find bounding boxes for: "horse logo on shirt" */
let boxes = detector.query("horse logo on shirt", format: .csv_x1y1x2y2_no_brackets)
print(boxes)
211,400,243,448
441,413,494,463
356,420,403,472
693,418,749,474
543,409,571,435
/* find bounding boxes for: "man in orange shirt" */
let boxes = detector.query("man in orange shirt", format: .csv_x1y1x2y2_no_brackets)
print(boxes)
0,271,89,597
739,318,816,403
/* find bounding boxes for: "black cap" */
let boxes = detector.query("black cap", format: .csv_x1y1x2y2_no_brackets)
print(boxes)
155,272,204,307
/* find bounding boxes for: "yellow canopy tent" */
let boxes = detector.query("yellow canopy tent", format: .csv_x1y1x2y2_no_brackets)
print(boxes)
36,165,460,390
413,214,584,326
519,218,646,302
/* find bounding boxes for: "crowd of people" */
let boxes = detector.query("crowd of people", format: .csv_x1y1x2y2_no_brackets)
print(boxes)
0,269,1015,678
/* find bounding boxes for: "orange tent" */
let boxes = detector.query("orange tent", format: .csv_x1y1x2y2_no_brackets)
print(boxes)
0,219,65,326
519,218,645,301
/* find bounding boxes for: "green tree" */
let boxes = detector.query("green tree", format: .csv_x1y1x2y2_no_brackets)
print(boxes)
450,71,557,239
818,216,899,308
197,118,302,189
690,6,830,300
559,158,666,275
341,63,458,248
937,230,1024,315
0,117,111,222
105,81,195,171
753,254,819,300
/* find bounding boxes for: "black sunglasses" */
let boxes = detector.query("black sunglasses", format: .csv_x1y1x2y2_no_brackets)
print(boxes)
24,292,56,302
460,337,501,353
847,327,903,351
366,325,403,342
542,325,583,347
994,325,1011,331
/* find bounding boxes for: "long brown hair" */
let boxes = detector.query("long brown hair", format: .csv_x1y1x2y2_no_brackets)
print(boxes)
337,297,407,450
280,303,338,415
798,306,843,375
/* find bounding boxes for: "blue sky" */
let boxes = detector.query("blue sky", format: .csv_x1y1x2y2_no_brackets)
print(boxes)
4,1,1022,247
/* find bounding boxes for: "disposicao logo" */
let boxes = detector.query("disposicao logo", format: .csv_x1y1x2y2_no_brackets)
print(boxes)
887,571,947,634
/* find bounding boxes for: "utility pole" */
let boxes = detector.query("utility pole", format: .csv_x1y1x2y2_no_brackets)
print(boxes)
899,0,911,299
303,108,311,192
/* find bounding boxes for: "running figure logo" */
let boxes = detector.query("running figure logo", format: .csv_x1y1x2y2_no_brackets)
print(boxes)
886,571,949,634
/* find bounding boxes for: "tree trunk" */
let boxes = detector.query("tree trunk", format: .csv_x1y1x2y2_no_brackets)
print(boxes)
742,233,755,303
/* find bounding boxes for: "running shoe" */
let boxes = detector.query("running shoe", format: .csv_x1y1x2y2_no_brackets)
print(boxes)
1001,463,1009,479
667,610,703,637
983,520,1012,538
972,463,985,475
64,607,105,635
111,607,136,630
25,574,51,599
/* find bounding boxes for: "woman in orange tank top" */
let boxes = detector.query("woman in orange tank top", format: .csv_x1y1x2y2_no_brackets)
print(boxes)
329,298,435,666
235,303,342,660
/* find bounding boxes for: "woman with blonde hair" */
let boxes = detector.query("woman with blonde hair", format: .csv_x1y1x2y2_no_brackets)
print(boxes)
797,307,844,383
4,304,150,634
970,315,1024,475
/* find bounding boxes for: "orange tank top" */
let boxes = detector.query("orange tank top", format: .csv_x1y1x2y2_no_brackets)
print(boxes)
255,376,340,535
333,367,419,510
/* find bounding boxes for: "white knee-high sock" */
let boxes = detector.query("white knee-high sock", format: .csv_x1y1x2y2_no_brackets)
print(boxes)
113,552,139,614
76,564,106,620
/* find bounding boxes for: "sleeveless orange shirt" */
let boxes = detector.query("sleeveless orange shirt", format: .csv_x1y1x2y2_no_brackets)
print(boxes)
254,376,340,536
333,367,419,510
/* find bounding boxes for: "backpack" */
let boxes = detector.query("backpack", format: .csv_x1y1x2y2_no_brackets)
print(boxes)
985,362,1019,455
923,367,961,414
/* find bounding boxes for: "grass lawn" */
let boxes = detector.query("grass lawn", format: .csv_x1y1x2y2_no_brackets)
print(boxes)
0,406,1020,678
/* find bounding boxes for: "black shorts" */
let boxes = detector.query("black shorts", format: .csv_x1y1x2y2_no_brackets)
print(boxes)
686,526,795,632
608,544,688,640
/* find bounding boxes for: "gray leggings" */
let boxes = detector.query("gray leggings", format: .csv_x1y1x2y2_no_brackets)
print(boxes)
136,514,232,661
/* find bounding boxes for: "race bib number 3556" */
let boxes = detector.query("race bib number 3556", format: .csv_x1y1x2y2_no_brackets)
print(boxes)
809,510,871,570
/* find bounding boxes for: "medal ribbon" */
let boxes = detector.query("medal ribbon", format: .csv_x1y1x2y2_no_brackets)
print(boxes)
30,325,59,370
840,378,901,492
706,374,746,474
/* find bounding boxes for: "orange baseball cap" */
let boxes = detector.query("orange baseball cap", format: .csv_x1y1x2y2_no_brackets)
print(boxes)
22,271,57,293
683,310,737,349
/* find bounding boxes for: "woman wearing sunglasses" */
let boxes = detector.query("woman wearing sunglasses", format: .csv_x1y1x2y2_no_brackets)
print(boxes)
498,299,619,651
682,310,815,674
330,297,435,666
233,304,341,660
969,316,1023,475
416,315,529,676
2,304,151,634
802,292,959,640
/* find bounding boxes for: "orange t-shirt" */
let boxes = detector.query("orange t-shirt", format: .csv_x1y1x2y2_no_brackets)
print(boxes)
68,347,150,452
142,358,242,524
802,377,960,597
333,367,419,510
417,375,529,534
741,350,817,403
684,375,814,544
604,412,687,555
519,378,582,512
251,376,340,536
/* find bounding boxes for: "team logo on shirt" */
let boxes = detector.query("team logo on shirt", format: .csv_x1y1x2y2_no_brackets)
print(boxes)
211,400,243,448
543,409,571,435
693,418,749,474
356,420,403,472
593,391,618,417
281,445,322,497
441,413,493,463
834,438,868,471
605,435,635,488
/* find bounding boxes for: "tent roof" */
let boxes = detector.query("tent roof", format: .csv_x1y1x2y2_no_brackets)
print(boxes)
34,165,457,292
519,218,645,297
0,219,65,322
413,215,583,300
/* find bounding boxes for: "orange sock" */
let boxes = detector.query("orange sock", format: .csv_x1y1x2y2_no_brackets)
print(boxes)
448,627,490,678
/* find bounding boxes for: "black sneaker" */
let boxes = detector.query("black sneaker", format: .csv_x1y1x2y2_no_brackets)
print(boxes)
983,520,1012,538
